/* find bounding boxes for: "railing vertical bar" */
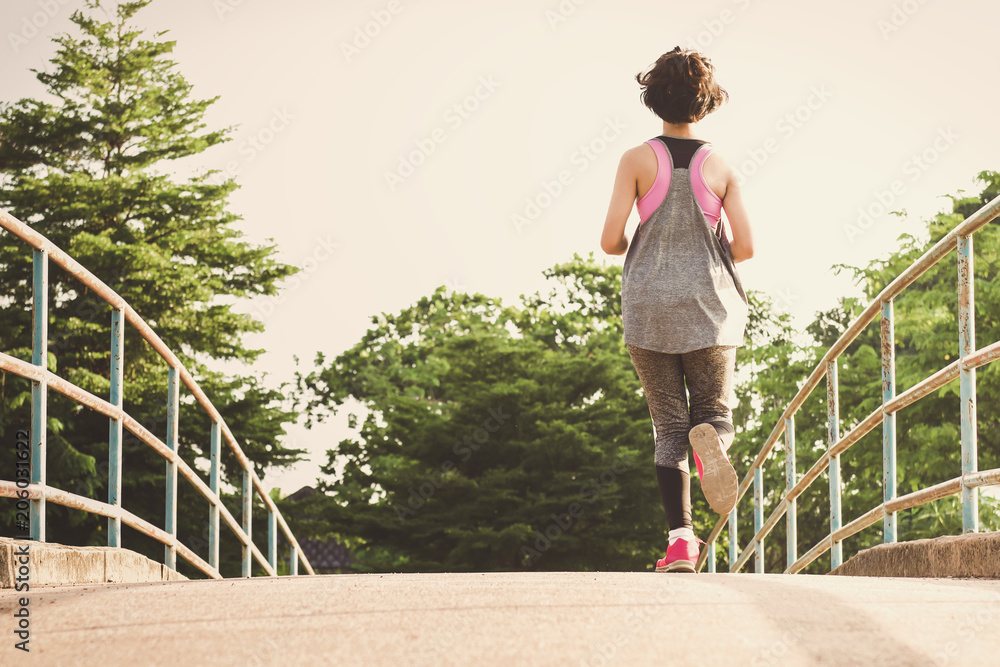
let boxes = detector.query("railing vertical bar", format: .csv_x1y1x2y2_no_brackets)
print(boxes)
754,466,764,573
728,509,737,572
828,360,843,568
290,546,299,576
785,416,797,569
242,468,252,577
108,308,124,548
707,540,716,573
268,508,277,572
958,234,979,533
881,299,897,543
209,420,221,571
165,366,179,569
30,248,48,542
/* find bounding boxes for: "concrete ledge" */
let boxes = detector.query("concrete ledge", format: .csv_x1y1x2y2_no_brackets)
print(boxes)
830,531,1000,578
0,537,189,587
105,547,164,584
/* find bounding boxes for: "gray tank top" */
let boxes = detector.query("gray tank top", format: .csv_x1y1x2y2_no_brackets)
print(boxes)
621,138,748,354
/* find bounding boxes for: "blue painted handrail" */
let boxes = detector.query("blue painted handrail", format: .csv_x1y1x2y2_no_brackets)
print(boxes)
699,194,1000,574
0,208,314,578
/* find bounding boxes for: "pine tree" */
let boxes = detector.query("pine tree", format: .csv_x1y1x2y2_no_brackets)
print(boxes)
0,0,302,573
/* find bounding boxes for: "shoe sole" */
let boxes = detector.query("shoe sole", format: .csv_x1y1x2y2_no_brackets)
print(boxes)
689,423,738,515
655,559,695,573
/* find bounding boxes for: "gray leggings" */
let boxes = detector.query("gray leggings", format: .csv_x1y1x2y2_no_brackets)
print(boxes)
627,344,737,474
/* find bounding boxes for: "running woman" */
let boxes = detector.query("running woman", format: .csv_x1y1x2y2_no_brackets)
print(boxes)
599,46,754,573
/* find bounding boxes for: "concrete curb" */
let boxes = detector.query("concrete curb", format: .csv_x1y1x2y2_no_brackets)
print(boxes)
0,537,188,587
830,531,1000,578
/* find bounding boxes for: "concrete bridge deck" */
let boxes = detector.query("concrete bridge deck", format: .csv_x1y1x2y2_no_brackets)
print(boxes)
2,571,1000,666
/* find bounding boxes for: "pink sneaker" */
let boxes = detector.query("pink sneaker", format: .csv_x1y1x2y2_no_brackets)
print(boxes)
655,537,701,573
693,450,705,481
689,423,738,515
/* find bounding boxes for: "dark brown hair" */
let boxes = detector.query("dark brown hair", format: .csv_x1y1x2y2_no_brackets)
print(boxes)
635,47,728,124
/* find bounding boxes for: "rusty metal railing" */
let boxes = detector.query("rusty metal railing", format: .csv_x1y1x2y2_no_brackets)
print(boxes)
697,193,1000,574
0,208,314,578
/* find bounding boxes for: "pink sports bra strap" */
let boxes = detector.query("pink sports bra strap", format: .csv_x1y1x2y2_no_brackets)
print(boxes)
690,144,723,227
636,139,671,221
636,139,723,227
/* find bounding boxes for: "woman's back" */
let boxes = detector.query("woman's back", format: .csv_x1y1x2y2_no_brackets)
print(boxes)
619,134,748,355
635,136,727,230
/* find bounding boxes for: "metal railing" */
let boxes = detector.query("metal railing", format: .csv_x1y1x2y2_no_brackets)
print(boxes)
0,208,314,579
697,194,1000,574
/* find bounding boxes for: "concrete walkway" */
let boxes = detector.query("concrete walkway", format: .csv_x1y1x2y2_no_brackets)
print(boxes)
3,572,1000,665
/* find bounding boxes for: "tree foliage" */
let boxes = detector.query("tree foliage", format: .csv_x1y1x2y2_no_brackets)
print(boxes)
290,174,1000,573
290,255,796,572
293,258,654,571
812,171,1000,554
726,171,1000,573
0,0,302,572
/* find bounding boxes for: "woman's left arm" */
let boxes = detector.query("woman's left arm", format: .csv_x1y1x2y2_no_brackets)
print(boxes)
721,169,754,263
600,148,641,255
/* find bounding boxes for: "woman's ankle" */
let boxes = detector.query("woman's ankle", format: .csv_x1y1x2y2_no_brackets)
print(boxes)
668,526,696,544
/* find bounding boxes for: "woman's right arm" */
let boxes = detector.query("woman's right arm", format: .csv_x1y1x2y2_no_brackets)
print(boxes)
600,148,642,256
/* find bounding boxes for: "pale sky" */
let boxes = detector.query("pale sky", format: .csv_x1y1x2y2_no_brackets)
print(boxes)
3,0,999,494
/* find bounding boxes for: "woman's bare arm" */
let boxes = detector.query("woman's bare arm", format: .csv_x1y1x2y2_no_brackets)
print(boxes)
600,148,642,256
721,168,754,263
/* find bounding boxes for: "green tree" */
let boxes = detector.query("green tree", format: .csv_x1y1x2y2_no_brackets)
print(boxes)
813,171,1000,553
289,173,1000,574
0,0,302,574
292,258,653,571
289,255,797,572
725,171,1000,573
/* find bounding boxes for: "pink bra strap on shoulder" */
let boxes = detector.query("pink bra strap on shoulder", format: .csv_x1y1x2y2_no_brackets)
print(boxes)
636,139,671,223
690,144,720,201
690,144,723,225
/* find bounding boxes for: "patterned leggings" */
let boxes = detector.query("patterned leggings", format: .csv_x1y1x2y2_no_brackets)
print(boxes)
627,344,737,473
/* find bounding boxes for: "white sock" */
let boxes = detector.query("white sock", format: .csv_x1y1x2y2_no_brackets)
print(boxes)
668,527,695,545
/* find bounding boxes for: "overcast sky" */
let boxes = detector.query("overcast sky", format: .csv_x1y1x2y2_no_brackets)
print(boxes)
3,0,999,493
